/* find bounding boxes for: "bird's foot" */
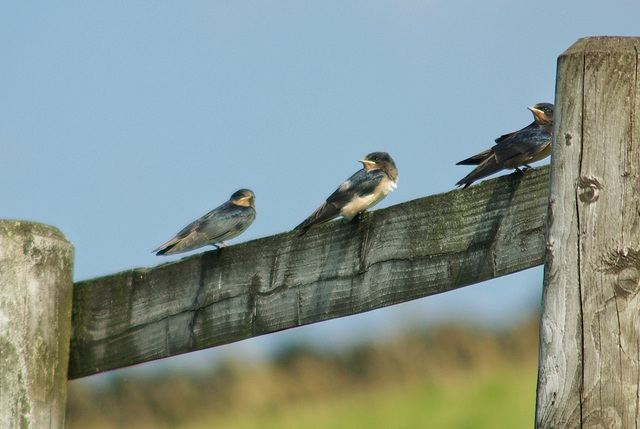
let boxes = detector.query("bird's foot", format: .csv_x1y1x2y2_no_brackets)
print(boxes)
214,242,230,249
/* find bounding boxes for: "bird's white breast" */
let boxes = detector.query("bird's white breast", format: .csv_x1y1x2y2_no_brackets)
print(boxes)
340,176,397,220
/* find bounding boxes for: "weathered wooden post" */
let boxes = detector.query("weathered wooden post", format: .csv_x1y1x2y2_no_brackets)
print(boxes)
536,37,640,427
0,221,74,429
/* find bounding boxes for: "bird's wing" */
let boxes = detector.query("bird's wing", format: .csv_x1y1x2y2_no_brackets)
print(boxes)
194,204,256,243
456,148,493,166
494,130,517,144
295,169,385,233
293,201,341,233
327,169,385,206
155,203,255,255
455,152,504,188
492,125,550,165
153,216,202,254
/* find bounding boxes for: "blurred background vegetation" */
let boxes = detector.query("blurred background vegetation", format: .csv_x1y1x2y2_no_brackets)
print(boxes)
66,316,539,429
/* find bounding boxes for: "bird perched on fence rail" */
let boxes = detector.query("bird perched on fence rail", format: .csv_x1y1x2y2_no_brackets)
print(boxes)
154,189,256,256
455,103,554,188
294,152,398,235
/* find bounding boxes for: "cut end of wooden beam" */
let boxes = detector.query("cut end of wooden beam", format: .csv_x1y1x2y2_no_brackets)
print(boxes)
561,36,640,57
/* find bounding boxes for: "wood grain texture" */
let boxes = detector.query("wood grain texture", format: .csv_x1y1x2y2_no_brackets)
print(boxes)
69,165,550,379
536,37,640,428
0,221,74,429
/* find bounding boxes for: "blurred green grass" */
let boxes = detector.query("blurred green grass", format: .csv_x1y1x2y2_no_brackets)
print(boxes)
67,318,539,429
185,358,536,429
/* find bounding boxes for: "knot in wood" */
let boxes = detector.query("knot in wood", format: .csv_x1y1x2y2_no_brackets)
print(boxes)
614,270,640,297
602,247,640,297
577,176,602,204
564,133,572,146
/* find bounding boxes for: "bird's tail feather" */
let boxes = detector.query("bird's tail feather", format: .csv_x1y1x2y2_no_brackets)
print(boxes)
294,202,340,235
456,149,492,166
455,155,504,188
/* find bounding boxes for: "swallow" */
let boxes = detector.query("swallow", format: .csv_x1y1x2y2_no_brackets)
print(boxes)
294,152,398,235
154,189,256,256
456,103,554,188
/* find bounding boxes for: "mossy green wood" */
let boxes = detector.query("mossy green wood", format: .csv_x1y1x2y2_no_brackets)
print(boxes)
0,221,74,429
69,165,550,379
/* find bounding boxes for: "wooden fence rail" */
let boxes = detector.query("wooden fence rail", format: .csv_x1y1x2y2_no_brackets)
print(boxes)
2,36,638,429
70,165,549,379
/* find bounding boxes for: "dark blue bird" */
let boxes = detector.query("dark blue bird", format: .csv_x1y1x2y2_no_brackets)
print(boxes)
294,152,398,235
456,103,554,188
154,189,256,256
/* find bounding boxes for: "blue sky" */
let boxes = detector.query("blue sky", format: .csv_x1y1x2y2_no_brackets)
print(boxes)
2,2,638,373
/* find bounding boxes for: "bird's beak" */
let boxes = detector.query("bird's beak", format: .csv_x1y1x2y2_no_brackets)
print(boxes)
528,106,546,122
360,159,376,168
